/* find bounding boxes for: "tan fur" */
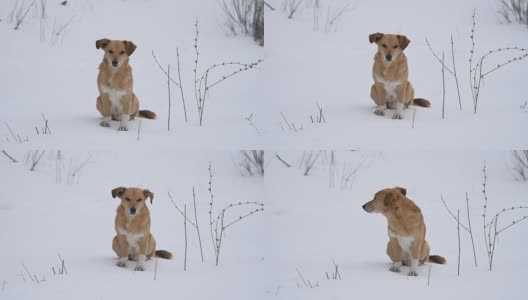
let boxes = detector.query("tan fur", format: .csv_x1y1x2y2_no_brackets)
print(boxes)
111,187,172,271
369,33,430,119
362,187,446,276
96,39,156,131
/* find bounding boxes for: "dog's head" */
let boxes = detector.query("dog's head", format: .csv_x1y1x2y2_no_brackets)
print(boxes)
112,187,153,217
369,33,410,64
96,39,137,69
362,187,407,217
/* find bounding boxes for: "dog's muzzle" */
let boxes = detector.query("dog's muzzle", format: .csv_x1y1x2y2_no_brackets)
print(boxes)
129,207,137,215
362,204,370,212
385,55,392,62
112,60,119,67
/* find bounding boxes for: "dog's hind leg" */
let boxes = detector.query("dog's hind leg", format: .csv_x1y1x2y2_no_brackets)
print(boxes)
146,234,157,259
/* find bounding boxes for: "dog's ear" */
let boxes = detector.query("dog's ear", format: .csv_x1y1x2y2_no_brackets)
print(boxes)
96,38,110,50
143,189,154,204
123,40,137,56
112,187,126,198
397,35,410,50
369,32,384,44
395,187,407,196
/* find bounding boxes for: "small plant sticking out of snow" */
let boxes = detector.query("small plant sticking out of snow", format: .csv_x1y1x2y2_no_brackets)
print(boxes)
296,267,319,288
520,100,528,113
325,259,342,280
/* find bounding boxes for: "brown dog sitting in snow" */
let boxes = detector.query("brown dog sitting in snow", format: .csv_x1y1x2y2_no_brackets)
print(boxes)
362,187,446,276
369,33,430,119
111,187,172,271
96,39,156,131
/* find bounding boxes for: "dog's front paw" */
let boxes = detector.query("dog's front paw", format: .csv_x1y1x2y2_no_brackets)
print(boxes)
389,265,401,273
374,108,385,116
389,262,402,273
118,125,128,131
116,261,127,268
134,265,144,271
100,120,111,127
392,112,403,119
408,271,418,276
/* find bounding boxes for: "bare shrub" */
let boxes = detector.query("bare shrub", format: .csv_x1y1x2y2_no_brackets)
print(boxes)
312,0,353,32
238,150,265,176
300,150,322,176
511,150,528,180
220,0,264,46
498,0,528,25
152,20,262,126
481,162,528,270
9,0,34,30
207,162,264,266
427,11,528,114
282,0,304,19
469,11,528,113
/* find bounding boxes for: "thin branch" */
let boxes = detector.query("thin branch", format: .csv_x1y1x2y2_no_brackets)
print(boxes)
183,204,188,271
2,150,17,163
425,38,454,75
151,51,181,87
275,154,291,167
440,195,470,232
466,192,478,267
176,48,188,122
167,192,197,228
192,187,204,262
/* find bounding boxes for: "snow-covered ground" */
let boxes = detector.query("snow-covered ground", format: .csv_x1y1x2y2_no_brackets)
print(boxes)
264,0,528,149
1,0,527,299
1,0,265,150
265,150,528,299
0,150,269,299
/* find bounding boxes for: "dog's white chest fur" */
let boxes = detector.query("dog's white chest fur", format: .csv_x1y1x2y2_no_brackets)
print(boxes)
117,227,144,252
100,85,126,112
375,75,400,101
388,229,414,254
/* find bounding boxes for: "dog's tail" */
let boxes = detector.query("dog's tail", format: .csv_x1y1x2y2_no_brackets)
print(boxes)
138,110,157,119
412,98,431,108
428,255,447,264
155,250,173,259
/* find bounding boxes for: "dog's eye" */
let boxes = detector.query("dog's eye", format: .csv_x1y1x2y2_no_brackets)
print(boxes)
120,50,125,55
381,44,387,48
136,198,142,202
393,45,399,49
109,50,114,54
125,198,130,202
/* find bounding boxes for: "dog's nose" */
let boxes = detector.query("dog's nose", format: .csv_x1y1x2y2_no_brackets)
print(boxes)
385,54,392,62
130,207,137,215
362,204,368,212
112,60,118,67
